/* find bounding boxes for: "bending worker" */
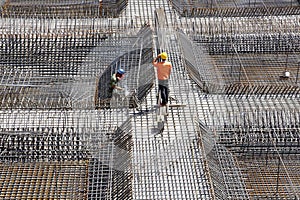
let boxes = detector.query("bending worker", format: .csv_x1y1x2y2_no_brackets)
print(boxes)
108,68,125,98
152,52,172,106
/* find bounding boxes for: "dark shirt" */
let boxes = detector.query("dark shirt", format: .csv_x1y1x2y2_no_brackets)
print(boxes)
109,73,118,92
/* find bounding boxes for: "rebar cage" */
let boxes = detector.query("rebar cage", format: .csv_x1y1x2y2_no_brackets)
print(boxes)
95,25,154,109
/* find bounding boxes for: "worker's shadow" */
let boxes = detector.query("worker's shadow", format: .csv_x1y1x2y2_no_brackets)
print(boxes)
151,124,164,136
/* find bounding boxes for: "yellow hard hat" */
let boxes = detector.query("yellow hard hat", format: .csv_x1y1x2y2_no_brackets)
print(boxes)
160,52,168,60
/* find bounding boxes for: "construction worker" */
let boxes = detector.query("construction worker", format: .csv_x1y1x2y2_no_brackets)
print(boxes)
108,68,125,98
152,52,172,106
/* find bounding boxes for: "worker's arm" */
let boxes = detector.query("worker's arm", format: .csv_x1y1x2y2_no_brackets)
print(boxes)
152,54,161,65
115,85,123,90
111,74,124,91
111,83,123,90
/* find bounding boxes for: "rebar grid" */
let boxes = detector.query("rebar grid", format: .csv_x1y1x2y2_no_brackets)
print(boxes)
0,0,171,32
0,0,202,199
0,108,133,199
95,25,155,109
0,25,155,109
177,15,300,96
0,0,300,199
198,121,250,200
195,93,300,199
0,30,127,77
0,161,88,199
129,12,215,197
0,66,97,109
2,0,128,18
171,0,300,17
178,15,300,36
196,93,300,128
238,155,300,199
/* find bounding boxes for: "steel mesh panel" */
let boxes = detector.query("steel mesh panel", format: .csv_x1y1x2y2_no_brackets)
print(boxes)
198,109,300,199
0,25,150,109
95,26,155,109
215,108,300,155
238,155,300,199
0,130,88,162
2,0,128,18
0,67,95,109
198,121,249,200
170,0,300,17
0,161,88,199
178,16,300,96
0,33,111,77
0,109,133,199
196,93,300,199
132,138,213,199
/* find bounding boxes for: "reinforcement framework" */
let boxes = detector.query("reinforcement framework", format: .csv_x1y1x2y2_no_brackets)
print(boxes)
0,0,300,199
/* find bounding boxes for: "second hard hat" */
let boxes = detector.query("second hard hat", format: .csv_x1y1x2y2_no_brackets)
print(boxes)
117,68,125,75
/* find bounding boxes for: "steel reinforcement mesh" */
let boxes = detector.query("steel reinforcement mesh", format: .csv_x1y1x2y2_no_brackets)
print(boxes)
178,15,300,96
177,6,300,197
1,0,128,18
0,109,133,199
171,0,300,17
95,25,155,109
0,0,300,199
196,93,300,199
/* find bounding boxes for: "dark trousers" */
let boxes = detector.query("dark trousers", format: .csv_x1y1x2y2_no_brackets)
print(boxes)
158,84,169,105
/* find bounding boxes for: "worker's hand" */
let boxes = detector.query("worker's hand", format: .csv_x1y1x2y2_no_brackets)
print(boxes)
154,54,160,62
